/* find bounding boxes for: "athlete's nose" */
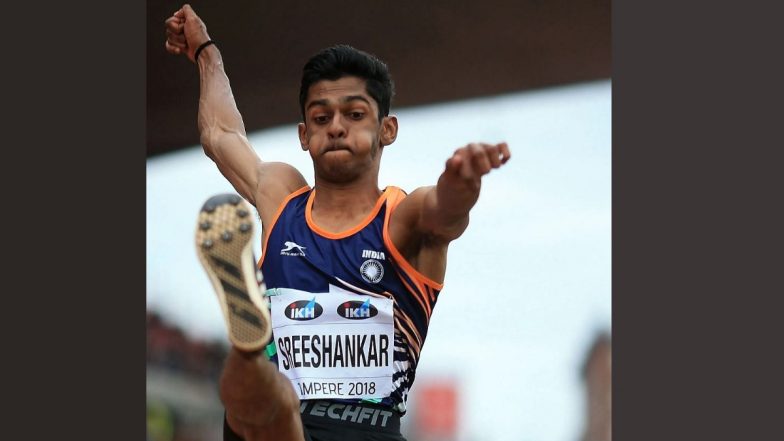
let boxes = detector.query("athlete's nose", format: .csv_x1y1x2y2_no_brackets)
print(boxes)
327,113,347,139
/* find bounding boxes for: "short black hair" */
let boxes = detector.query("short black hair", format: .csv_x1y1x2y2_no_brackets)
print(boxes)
299,45,395,121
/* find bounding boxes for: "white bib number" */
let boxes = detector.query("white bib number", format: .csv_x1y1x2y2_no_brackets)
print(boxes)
270,286,395,400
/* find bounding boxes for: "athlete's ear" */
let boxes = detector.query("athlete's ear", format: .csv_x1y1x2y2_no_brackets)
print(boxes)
380,115,398,146
297,122,309,151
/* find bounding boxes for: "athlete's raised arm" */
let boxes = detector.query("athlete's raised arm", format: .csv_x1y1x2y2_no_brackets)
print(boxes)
388,142,511,282
164,5,306,215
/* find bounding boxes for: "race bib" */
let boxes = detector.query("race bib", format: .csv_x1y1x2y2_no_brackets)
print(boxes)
270,286,395,400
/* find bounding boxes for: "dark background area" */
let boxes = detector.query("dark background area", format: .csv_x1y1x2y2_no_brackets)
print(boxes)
8,1,784,440
147,0,610,156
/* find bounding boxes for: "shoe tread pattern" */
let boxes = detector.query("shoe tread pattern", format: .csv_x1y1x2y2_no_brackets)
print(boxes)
195,194,271,351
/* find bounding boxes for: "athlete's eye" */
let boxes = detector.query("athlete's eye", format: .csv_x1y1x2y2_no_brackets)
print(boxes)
313,115,329,124
349,111,364,120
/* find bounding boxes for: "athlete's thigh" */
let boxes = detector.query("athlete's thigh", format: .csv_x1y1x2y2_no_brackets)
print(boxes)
223,413,313,441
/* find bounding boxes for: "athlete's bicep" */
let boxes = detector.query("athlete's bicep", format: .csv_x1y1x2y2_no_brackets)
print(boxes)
390,186,468,247
388,187,452,284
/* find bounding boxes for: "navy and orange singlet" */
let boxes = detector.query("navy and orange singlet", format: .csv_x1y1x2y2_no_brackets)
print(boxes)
258,185,443,414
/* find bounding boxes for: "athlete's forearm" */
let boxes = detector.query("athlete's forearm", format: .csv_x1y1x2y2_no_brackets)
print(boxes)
436,170,480,219
421,142,510,240
418,173,479,242
196,45,250,159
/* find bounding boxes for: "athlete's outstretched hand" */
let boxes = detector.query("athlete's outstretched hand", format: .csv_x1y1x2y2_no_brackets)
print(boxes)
443,142,511,190
391,141,511,247
164,4,212,63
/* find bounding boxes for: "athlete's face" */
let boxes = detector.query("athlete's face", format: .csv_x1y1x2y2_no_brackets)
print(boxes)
298,76,397,183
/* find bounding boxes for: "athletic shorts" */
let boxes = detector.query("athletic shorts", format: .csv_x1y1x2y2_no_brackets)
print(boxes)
224,400,406,441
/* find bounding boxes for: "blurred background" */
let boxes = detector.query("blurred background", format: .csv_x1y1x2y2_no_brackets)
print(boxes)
147,1,611,441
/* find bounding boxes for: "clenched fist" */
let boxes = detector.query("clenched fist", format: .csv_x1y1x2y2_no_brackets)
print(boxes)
164,4,212,63
445,142,511,182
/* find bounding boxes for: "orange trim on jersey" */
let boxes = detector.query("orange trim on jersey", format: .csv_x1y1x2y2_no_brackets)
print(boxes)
395,266,432,318
257,185,311,268
382,187,445,291
394,316,422,360
305,187,389,239
395,262,433,323
396,308,423,347
426,285,438,303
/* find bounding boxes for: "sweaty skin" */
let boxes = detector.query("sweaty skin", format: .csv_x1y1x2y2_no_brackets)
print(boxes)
165,4,510,440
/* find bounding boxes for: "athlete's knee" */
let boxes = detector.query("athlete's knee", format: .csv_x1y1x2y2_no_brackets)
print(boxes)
216,346,302,428
224,383,303,441
218,351,269,416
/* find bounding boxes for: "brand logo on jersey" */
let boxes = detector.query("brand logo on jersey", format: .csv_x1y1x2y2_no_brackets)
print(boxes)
361,249,386,260
285,298,323,321
338,299,379,320
281,241,306,256
360,259,384,284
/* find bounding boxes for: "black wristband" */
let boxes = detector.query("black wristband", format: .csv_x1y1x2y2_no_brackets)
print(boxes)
194,40,216,62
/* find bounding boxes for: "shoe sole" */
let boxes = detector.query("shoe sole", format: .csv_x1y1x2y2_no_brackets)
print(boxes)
195,194,271,351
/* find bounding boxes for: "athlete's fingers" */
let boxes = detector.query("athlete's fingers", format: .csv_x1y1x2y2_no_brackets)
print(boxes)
459,148,475,179
166,29,188,48
445,154,463,175
165,20,185,44
498,142,511,164
182,4,200,21
165,16,187,50
165,15,183,33
469,143,492,175
448,142,508,179
174,9,185,25
165,22,186,39
165,40,183,55
485,144,503,168
167,36,188,50
477,143,501,169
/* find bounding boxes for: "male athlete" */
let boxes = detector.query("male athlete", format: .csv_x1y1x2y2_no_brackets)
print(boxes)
165,4,510,441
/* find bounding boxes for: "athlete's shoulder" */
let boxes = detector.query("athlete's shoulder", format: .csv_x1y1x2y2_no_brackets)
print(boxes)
255,162,308,207
384,185,408,195
389,185,433,207
383,185,411,207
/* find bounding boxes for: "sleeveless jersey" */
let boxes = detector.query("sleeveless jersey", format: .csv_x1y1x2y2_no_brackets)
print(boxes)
258,186,443,414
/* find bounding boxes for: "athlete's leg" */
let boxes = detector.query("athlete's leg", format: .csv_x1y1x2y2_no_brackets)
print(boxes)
195,194,304,441
220,348,304,441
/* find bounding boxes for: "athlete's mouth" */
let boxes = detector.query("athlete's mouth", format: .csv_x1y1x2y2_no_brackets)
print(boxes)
324,144,351,154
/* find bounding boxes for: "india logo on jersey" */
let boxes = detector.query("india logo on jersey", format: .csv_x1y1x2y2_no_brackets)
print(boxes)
362,249,386,260
360,259,384,284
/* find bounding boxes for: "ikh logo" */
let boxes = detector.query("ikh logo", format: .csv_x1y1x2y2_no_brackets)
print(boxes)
285,297,323,321
360,259,384,284
339,299,379,320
